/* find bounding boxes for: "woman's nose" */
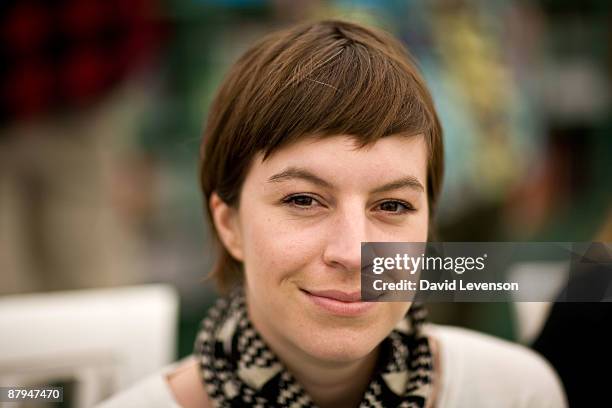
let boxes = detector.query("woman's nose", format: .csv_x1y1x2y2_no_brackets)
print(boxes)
322,207,369,273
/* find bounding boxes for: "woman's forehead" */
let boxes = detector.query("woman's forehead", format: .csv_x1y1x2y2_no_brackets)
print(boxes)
249,134,428,190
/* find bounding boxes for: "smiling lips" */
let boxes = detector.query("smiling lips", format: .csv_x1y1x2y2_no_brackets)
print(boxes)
301,288,376,316
308,289,361,302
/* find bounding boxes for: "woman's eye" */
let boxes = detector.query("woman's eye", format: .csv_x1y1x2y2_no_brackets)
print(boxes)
282,195,319,209
377,200,414,214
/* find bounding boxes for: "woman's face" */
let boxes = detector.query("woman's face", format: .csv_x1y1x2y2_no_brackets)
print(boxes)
215,134,429,363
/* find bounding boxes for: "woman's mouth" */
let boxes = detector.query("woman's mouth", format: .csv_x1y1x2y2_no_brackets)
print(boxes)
299,288,376,317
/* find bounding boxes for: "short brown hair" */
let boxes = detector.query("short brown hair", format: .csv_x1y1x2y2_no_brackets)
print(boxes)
200,19,444,293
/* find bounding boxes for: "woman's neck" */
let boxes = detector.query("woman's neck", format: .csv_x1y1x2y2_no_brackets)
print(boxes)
286,346,380,408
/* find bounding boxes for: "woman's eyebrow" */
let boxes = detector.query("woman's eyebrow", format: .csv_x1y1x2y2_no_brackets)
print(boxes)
370,177,424,194
267,166,424,193
267,167,332,188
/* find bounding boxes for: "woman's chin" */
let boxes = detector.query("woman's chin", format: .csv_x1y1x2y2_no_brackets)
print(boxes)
294,330,380,363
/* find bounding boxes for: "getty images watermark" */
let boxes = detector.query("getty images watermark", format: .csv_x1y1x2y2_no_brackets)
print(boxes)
361,242,612,302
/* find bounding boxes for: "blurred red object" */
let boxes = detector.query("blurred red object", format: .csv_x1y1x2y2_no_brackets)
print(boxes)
0,0,162,126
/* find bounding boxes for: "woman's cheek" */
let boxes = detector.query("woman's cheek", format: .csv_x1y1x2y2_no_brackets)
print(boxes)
254,232,322,285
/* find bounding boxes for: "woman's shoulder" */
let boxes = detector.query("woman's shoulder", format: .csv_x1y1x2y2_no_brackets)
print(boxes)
95,356,211,408
424,323,567,408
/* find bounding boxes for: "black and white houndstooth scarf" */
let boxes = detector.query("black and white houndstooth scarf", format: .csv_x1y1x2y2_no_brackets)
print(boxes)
194,286,433,408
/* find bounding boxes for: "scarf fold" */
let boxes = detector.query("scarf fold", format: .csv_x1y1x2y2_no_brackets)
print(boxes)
194,287,433,408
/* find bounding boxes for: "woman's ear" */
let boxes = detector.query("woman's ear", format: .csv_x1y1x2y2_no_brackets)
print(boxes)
209,192,244,261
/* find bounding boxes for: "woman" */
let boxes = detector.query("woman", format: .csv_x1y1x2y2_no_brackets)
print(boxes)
98,19,566,408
